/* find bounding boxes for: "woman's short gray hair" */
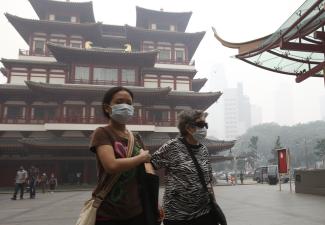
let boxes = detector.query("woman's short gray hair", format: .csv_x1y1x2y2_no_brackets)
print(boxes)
177,110,207,136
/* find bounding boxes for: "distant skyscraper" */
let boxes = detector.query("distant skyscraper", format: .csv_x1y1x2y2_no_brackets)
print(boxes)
223,83,251,140
320,95,325,120
274,84,294,125
251,104,263,126
205,64,227,139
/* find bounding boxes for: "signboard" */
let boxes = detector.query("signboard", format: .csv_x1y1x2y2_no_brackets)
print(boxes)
277,148,288,174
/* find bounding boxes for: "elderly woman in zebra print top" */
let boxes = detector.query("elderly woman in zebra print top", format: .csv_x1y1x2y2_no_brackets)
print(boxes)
150,110,220,225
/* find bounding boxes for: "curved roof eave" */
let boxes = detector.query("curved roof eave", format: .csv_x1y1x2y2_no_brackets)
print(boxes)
1,58,67,68
25,81,172,96
240,58,323,78
0,68,7,77
125,25,205,60
167,91,222,110
212,26,271,56
28,0,95,22
5,13,101,44
142,67,197,77
192,78,207,92
47,42,158,66
136,6,192,32
213,1,325,59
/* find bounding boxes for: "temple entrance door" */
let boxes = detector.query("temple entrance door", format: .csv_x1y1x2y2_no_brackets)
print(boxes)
60,161,84,185
66,106,84,123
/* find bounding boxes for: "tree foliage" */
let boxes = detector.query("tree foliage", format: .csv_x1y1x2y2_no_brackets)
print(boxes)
246,136,258,169
314,139,325,157
233,121,325,168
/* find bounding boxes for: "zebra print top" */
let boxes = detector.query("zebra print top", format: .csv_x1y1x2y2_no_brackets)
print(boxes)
151,138,213,220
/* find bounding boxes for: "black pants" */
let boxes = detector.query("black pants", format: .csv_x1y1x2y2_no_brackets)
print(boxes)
29,179,36,198
95,213,146,225
163,211,215,225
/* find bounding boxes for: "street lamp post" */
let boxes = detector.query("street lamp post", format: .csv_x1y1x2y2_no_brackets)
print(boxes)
304,137,309,168
234,156,238,185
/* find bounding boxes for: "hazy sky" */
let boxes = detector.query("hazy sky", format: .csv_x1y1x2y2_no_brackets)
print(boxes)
0,0,323,125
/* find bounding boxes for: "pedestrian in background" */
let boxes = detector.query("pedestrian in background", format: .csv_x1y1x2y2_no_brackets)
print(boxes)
48,173,58,193
40,173,48,193
240,171,244,185
28,166,38,199
11,166,28,200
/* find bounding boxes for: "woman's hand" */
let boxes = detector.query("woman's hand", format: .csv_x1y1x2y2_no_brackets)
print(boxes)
139,149,151,163
158,205,165,222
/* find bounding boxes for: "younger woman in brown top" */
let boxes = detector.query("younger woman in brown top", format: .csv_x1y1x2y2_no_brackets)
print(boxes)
89,86,151,225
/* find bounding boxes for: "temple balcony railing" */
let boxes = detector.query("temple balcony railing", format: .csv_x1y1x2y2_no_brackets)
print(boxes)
156,59,191,65
1,116,177,126
18,49,47,57
18,49,30,56
2,117,27,124
70,79,139,86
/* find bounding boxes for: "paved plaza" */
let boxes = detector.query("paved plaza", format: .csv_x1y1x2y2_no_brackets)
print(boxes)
0,183,324,225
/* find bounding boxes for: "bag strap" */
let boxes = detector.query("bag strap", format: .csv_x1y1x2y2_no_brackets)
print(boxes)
96,129,135,201
179,139,227,225
179,137,211,195
135,133,155,174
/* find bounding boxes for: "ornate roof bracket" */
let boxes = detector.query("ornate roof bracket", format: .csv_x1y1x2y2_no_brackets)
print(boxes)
314,31,325,40
295,60,325,83
280,40,325,53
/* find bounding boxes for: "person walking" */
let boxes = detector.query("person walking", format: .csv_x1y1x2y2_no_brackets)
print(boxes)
48,173,58,193
28,166,38,199
150,110,226,225
87,86,155,225
11,166,28,200
240,171,244,185
40,173,48,193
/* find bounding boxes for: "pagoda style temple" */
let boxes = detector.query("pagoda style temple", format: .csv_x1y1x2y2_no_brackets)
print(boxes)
213,0,325,84
0,0,234,186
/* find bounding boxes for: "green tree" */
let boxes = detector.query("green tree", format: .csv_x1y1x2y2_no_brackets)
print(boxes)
314,138,325,158
269,136,282,164
246,136,258,169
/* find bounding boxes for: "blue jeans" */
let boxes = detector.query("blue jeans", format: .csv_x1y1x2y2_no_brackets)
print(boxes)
13,183,25,199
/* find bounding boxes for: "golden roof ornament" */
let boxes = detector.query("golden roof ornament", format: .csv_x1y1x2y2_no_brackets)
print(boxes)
124,44,132,53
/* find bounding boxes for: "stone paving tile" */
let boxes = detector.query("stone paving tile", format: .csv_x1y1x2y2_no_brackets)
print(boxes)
0,183,324,225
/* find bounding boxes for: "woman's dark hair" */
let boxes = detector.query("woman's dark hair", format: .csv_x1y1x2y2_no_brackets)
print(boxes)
177,110,207,136
102,86,134,119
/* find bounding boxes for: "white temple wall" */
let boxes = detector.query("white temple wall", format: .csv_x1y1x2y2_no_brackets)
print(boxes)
10,75,27,84
49,77,65,84
49,69,65,84
30,69,47,82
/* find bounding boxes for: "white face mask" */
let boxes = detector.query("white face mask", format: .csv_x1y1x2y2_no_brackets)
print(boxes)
192,127,207,142
110,104,134,124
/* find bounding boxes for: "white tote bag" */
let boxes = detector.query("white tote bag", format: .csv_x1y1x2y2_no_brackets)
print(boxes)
75,199,98,225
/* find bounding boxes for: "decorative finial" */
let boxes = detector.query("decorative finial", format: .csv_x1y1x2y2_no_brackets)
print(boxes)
124,44,132,53
85,41,93,49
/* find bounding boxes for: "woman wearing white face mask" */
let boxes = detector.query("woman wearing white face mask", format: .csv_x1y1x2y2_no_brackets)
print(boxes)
150,110,226,225
87,86,154,225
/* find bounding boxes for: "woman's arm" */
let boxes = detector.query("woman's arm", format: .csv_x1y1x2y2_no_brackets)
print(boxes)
144,162,155,174
97,145,151,174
